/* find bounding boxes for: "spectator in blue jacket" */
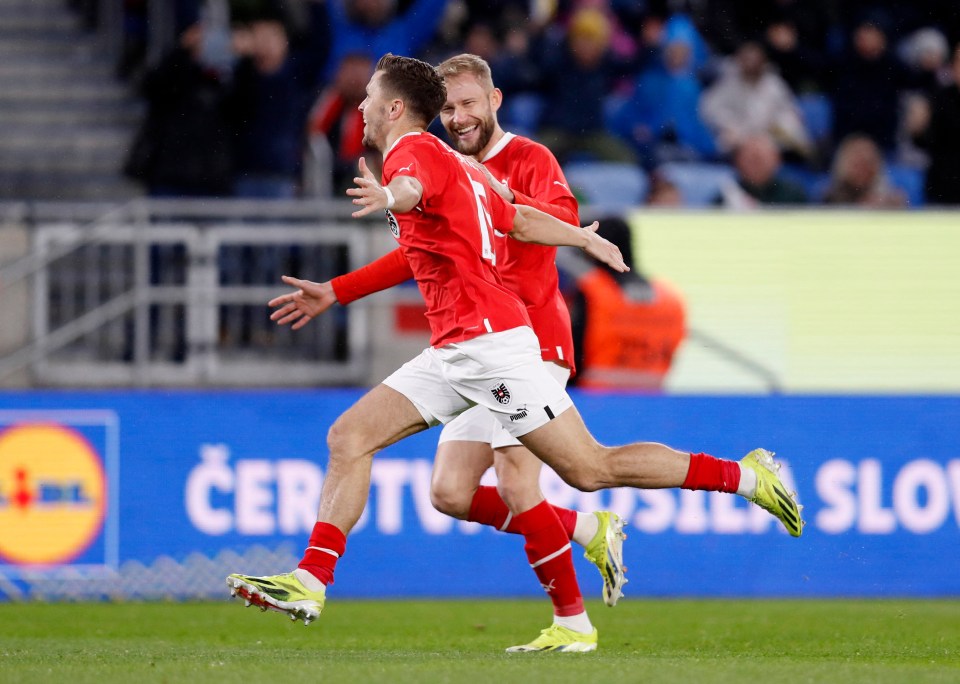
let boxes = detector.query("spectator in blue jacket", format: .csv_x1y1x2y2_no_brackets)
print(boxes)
318,0,449,81
607,31,717,168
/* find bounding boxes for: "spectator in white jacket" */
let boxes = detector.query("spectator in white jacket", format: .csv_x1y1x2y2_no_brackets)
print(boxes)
699,41,813,161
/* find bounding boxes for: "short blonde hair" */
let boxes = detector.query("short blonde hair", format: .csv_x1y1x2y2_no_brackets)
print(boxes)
437,53,495,91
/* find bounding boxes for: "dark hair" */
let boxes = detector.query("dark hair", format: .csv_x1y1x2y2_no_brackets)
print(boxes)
375,53,446,127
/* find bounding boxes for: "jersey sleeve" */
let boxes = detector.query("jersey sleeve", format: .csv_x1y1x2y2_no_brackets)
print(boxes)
486,181,518,233
508,143,580,225
383,140,444,205
331,248,414,305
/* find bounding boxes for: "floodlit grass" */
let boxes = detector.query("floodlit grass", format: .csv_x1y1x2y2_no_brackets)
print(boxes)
1,599,958,683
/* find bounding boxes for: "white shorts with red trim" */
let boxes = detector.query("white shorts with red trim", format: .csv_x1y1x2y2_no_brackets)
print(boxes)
382,326,573,440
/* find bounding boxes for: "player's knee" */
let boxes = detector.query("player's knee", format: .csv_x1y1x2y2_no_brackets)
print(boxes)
430,481,470,519
556,464,604,492
326,416,366,461
496,475,537,511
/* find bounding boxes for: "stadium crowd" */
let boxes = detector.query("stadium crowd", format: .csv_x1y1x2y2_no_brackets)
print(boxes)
121,0,960,207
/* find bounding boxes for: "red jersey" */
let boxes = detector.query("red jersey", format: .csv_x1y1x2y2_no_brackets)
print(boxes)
481,133,579,371
381,132,528,347
332,132,580,370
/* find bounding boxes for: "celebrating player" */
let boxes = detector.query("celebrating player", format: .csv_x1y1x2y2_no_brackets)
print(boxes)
263,53,626,652
227,53,803,649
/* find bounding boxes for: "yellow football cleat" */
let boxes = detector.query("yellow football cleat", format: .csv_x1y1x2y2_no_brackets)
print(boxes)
226,571,326,625
505,624,599,653
582,511,628,606
741,449,804,537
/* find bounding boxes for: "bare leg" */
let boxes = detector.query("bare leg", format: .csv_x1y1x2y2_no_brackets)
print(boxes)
319,383,429,533
430,440,494,519
518,405,690,491
493,445,545,514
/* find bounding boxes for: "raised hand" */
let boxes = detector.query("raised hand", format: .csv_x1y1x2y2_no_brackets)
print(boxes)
346,157,389,218
268,275,338,330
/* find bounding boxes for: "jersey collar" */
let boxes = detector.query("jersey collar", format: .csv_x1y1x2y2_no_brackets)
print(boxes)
384,131,423,161
480,132,515,163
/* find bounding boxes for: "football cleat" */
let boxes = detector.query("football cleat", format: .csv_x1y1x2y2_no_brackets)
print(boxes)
741,448,805,537
582,511,628,607
505,624,599,653
226,572,326,625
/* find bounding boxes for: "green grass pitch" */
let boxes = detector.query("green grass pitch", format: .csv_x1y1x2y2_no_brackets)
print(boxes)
1,599,958,683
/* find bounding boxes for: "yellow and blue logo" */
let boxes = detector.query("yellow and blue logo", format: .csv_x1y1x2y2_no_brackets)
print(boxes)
0,423,106,566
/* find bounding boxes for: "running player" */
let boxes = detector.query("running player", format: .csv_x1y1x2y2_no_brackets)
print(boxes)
227,54,803,649
267,53,625,652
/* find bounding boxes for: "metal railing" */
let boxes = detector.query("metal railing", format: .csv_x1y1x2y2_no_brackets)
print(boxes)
0,199,388,387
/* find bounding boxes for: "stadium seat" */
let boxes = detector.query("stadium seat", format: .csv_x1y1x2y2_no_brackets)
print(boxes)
886,163,926,207
797,92,834,143
562,161,649,210
656,161,736,207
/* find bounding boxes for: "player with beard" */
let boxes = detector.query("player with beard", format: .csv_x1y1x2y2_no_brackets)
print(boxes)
265,53,624,651
319,53,626,651
228,53,803,653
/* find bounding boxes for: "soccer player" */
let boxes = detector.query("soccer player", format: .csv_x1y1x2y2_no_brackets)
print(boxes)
266,53,625,652
227,54,803,647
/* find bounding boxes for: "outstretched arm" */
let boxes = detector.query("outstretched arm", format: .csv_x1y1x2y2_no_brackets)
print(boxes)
510,205,629,273
269,250,414,329
268,276,337,330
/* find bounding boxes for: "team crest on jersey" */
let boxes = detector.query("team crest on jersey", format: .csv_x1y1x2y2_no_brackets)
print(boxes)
490,381,512,405
385,209,400,237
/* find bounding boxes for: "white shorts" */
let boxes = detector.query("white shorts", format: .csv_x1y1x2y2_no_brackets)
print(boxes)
438,361,570,449
382,326,573,439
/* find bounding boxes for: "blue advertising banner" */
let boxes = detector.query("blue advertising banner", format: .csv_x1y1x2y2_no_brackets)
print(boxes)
0,391,958,600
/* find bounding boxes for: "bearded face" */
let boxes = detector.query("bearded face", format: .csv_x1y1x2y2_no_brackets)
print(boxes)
440,74,499,158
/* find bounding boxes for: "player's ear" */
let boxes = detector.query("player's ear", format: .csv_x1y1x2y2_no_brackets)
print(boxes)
490,88,503,113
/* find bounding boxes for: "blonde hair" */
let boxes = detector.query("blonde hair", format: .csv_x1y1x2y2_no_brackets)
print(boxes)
437,53,495,91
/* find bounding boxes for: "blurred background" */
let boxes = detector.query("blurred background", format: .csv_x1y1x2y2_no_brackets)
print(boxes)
0,0,958,602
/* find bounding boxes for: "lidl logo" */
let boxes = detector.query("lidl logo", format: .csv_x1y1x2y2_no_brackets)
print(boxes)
0,423,106,565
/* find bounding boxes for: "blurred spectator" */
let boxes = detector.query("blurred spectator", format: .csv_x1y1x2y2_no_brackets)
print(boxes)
829,12,912,152
229,14,315,198
916,43,960,204
319,0,449,80
899,27,952,94
700,41,813,162
562,216,686,390
607,30,717,168
715,133,807,207
763,15,828,94
823,134,907,207
123,21,235,196
536,7,639,164
304,53,373,197
892,29,953,169
645,172,683,207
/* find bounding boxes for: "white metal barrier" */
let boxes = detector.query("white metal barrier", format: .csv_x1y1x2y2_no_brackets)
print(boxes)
0,199,390,387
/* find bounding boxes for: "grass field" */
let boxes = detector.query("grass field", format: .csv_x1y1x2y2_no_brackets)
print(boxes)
1,599,958,683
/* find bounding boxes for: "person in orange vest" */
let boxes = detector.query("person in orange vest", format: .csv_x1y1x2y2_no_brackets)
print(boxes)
564,216,686,389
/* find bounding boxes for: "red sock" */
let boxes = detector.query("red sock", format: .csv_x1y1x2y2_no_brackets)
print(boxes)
468,486,578,539
513,500,584,617
551,505,578,538
682,452,741,493
298,522,346,586
468,486,512,530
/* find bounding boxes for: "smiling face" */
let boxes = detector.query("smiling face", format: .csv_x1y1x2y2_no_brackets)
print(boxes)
439,72,501,158
358,70,391,152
